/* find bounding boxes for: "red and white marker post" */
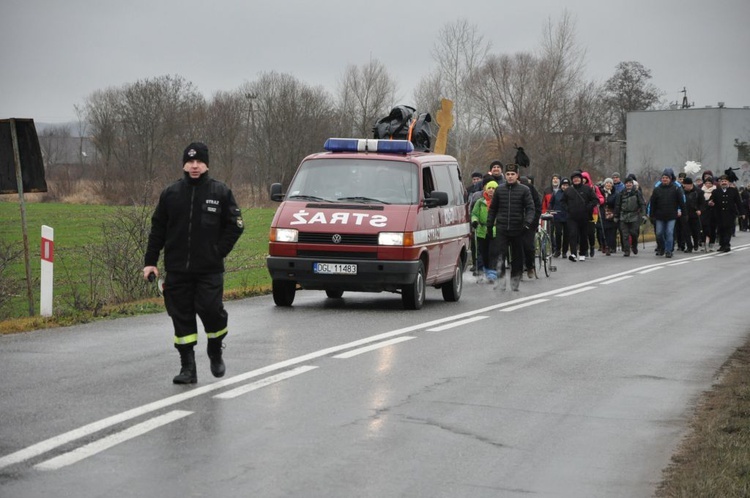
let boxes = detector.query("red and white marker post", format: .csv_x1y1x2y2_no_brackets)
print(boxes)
40,225,54,317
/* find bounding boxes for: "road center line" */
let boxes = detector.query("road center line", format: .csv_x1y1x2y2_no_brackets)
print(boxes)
600,275,634,285
427,315,489,331
556,286,597,297
35,410,192,471
501,299,549,312
639,267,664,274
334,337,416,359
215,366,318,400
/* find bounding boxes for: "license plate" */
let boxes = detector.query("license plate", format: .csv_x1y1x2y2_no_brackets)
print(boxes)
313,262,357,275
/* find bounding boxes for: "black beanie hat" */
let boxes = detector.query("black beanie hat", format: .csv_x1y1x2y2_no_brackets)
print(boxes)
682,177,693,184
183,142,209,165
471,171,483,178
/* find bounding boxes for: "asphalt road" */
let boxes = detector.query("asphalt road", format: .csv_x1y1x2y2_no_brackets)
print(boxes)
2,236,749,497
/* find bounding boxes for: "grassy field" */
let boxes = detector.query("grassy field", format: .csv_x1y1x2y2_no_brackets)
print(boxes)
0,202,748,495
0,201,276,320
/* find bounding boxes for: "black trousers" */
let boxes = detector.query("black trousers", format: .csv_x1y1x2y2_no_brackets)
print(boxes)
567,219,589,256
490,229,524,277
164,272,228,350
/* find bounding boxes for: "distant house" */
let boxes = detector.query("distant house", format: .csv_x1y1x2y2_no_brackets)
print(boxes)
626,106,750,186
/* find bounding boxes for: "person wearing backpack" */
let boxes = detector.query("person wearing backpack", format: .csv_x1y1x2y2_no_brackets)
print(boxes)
613,177,645,256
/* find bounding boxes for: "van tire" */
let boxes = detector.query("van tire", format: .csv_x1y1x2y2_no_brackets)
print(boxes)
325,289,344,299
441,259,463,302
272,280,296,307
402,261,426,310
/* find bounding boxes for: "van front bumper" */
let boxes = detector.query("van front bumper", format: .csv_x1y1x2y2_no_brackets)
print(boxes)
267,256,420,292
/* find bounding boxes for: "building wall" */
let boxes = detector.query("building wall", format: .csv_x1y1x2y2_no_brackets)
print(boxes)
626,107,750,186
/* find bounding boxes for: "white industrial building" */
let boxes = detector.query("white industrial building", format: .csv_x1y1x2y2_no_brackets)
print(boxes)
626,106,750,186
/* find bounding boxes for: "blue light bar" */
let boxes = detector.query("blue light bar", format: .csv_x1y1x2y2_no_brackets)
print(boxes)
323,138,414,154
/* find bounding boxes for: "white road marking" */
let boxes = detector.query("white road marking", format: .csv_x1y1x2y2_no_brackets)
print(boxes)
668,260,691,266
556,286,597,297
215,366,318,399
501,299,548,312
639,267,664,274
35,410,192,471
4,242,749,470
600,275,633,285
427,315,489,331
333,337,416,359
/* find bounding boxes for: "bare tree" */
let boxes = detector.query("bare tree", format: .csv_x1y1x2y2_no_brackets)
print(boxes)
243,72,336,190
424,19,490,171
604,61,663,139
203,90,246,187
336,59,397,137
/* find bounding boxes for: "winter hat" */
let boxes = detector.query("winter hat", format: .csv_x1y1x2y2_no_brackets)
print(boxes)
612,172,621,178
484,180,498,191
183,142,209,165
489,160,504,170
560,178,570,185
570,170,583,180
702,170,714,181
682,177,693,184
471,171,483,179
505,163,519,174
662,167,675,179
626,173,637,182
604,177,613,185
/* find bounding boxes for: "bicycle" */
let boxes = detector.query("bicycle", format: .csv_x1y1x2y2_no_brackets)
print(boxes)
535,212,556,277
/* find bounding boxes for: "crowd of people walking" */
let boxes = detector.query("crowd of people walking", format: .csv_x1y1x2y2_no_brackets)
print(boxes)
468,161,749,291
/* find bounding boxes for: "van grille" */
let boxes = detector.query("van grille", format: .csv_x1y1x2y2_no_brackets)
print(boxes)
298,233,379,246
297,250,378,259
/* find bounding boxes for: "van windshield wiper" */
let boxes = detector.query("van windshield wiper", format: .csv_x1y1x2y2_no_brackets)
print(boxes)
337,196,389,204
287,194,329,202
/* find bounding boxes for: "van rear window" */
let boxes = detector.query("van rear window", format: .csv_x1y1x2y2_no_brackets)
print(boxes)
287,159,419,205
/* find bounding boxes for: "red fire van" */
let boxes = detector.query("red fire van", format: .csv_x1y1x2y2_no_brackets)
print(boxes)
266,138,470,309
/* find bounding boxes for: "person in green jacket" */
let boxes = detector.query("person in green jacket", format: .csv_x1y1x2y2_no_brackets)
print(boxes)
471,181,497,283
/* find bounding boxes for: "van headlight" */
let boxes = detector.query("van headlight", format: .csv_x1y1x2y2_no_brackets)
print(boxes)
378,232,413,246
271,228,298,242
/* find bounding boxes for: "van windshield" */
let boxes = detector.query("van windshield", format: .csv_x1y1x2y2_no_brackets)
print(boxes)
286,159,419,205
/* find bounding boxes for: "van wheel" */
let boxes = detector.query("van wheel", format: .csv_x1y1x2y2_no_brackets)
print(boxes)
325,289,344,299
441,258,463,302
402,261,426,310
272,280,296,307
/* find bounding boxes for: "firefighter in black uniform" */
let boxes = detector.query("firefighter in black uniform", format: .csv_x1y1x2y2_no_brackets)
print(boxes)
143,142,244,384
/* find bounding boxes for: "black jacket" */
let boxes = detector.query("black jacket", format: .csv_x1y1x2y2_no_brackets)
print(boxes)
683,187,705,219
709,187,743,227
561,183,597,222
649,182,685,221
487,181,534,234
145,172,244,273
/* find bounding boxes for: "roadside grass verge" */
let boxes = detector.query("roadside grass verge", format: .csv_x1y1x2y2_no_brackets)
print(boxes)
656,342,750,497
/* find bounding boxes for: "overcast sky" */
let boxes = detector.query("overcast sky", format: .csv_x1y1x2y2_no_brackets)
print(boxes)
2,0,748,124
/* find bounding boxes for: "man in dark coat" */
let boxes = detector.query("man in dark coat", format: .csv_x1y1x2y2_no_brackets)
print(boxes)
561,170,598,262
487,163,535,291
708,175,745,252
681,177,705,253
649,168,685,258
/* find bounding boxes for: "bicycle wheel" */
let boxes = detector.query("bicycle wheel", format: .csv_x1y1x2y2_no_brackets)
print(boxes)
541,232,552,277
535,232,543,276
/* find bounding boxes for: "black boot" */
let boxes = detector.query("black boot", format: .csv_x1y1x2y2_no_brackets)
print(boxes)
173,348,197,384
207,339,226,378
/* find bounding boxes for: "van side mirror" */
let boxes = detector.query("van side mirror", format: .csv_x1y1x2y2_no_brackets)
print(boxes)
270,183,284,202
423,190,448,208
